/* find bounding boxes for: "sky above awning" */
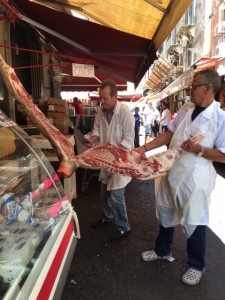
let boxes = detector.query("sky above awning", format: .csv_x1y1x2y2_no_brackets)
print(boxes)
6,0,192,91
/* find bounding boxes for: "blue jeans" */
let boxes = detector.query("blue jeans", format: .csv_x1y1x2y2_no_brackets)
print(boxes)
154,225,205,271
145,124,151,136
100,183,130,232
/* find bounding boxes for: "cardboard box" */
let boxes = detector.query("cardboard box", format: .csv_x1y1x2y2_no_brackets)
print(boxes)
46,111,68,119
54,124,69,135
47,105,67,113
47,97,68,107
53,118,70,126
48,105,55,111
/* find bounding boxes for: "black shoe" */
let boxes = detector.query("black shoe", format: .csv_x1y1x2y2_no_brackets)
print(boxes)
109,230,131,241
92,218,112,228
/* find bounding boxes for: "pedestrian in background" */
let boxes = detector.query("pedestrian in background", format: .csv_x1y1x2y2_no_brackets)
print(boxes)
85,79,134,241
160,102,171,148
134,107,141,147
71,96,85,133
160,102,172,133
151,105,160,138
143,101,154,143
135,69,225,286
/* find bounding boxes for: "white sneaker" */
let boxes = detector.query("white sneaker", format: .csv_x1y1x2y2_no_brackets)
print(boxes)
182,267,205,285
141,250,172,262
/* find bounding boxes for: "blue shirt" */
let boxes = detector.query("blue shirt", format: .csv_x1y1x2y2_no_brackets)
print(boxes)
134,113,140,129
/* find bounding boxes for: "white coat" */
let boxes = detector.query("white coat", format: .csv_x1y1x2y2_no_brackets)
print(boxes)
156,101,225,234
92,101,135,190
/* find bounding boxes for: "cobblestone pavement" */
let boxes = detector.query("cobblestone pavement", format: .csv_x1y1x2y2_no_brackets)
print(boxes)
62,162,225,300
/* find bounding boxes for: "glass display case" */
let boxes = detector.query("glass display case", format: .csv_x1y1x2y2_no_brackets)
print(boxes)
0,110,80,299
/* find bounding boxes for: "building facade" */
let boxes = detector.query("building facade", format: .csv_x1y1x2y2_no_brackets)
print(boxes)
144,0,225,112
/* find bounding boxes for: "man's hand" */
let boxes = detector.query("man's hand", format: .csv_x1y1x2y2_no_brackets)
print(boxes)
181,137,202,154
84,138,93,148
84,135,99,148
133,146,146,155
181,134,205,154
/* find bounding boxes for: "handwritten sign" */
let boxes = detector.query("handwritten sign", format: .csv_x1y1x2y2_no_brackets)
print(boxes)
72,63,95,77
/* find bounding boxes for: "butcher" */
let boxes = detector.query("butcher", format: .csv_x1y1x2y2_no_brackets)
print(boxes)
135,69,225,285
84,79,134,241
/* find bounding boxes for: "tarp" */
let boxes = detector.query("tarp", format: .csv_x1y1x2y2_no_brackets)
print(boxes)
195,56,222,72
148,69,194,102
4,0,192,91
146,56,174,92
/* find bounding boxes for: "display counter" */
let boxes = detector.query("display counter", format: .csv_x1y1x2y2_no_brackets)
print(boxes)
0,110,80,299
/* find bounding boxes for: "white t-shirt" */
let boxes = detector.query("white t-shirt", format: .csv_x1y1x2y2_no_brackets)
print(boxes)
161,108,171,126
144,106,154,125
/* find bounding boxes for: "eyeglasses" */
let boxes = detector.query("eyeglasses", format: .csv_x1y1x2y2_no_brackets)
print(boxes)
189,83,209,90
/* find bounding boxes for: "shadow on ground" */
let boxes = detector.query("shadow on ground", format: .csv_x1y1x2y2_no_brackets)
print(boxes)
62,168,225,300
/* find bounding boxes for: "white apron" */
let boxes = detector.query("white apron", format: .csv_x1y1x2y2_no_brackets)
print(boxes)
156,102,217,233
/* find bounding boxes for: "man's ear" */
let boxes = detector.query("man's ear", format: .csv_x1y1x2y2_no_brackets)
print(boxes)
207,83,212,91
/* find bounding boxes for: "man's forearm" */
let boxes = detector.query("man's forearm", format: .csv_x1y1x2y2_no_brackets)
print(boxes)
142,130,173,152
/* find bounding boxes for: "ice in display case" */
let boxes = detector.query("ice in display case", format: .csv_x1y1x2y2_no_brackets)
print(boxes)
0,110,80,299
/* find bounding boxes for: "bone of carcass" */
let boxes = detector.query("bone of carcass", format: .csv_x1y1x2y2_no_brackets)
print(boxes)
0,54,76,178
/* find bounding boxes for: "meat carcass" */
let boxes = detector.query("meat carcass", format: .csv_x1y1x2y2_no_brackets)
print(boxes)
0,54,204,180
72,142,198,180
73,132,205,179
